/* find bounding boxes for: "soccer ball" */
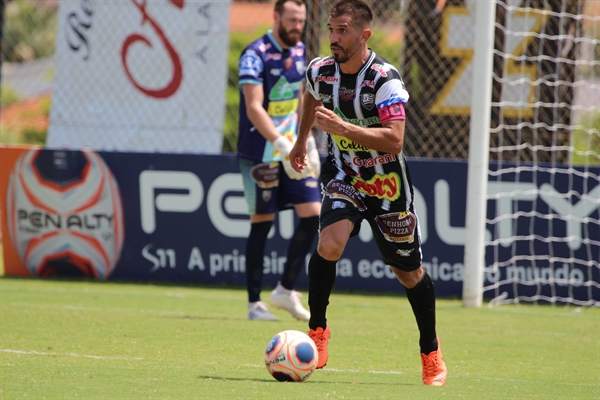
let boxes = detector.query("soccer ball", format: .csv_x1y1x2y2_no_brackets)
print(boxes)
264,330,318,382
5,148,124,279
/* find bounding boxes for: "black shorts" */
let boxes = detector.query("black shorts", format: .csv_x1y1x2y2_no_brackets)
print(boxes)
319,179,423,272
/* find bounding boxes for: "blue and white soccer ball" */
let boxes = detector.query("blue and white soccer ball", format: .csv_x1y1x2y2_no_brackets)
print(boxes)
264,330,318,382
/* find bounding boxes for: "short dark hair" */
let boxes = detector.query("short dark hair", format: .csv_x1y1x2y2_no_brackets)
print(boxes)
329,0,373,29
274,0,305,14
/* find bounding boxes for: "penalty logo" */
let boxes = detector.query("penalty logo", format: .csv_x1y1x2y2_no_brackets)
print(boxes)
5,149,125,279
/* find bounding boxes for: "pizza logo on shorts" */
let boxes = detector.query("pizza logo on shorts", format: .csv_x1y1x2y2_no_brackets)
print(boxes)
376,211,417,243
251,163,279,189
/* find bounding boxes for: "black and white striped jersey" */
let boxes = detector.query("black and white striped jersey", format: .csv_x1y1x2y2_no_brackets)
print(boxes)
305,50,416,213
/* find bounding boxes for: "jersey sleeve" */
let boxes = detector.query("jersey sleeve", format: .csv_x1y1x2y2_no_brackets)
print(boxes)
238,48,264,87
305,57,324,100
375,77,410,123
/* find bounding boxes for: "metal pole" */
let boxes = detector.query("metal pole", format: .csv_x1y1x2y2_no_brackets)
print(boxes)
462,0,496,308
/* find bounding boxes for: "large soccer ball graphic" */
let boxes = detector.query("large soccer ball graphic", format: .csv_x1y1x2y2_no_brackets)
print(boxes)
264,330,318,382
5,149,124,279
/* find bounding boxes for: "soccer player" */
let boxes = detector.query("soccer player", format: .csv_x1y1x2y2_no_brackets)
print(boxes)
237,0,321,321
289,0,448,386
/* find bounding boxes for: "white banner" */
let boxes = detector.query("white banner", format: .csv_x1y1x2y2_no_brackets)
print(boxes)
47,0,231,154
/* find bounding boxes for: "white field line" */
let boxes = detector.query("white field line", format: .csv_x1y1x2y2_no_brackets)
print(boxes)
242,364,403,375
1,349,143,360
7,301,187,316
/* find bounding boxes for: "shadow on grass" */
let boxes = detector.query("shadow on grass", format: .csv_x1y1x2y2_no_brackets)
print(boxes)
195,374,413,386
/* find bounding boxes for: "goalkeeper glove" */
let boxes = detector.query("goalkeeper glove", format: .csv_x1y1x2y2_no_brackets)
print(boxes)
273,136,305,180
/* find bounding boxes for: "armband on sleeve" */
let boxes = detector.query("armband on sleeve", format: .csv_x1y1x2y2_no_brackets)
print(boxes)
378,102,406,124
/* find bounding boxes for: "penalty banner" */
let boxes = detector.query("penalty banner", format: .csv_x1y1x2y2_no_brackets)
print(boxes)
0,145,598,300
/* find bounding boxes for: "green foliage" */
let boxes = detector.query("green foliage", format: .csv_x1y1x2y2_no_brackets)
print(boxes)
1,278,598,399
572,111,600,166
21,128,47,145
3,0,58,62
0,84,22,107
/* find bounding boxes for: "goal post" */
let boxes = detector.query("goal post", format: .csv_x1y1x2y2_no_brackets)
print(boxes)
463,0,600,308
463,0,497,308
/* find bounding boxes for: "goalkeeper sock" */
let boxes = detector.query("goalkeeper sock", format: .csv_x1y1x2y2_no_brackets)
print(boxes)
405,272,438,354
280,216,319,290
308,251,337,330
245,221,273,303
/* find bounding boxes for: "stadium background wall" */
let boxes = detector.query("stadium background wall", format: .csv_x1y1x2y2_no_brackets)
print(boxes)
1,145,598,302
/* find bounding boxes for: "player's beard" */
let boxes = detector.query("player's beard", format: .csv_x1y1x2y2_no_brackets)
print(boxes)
279,25,303,48
331,41,359,64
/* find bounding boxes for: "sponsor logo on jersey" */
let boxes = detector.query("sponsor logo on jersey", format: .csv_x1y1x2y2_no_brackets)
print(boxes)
320,94,332,103
291,48,304,57
351,172,401,201
266,53,282,61
313,58,335,68
371,63,388,77
334,108,380,127
348,153,397,168
268,98,299,116
270,69,282,76
269,77,300,101
333,135,370,152
315,75,339,84
360,80,375,88
296,61,305,74
339,87,355,101
258,42,272,52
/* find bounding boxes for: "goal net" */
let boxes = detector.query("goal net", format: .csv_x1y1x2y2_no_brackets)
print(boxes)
484,0,600,306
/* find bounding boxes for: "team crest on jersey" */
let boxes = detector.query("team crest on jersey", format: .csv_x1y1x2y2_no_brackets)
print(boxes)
239,51,262,77
361,93,375,110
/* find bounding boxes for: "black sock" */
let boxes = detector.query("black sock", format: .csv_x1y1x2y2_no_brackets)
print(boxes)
280,216,319,290
308,251,337,330
405,272,438,354
245,221,273,303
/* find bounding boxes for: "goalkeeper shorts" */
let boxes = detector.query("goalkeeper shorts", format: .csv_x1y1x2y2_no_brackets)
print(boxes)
239,157,321,216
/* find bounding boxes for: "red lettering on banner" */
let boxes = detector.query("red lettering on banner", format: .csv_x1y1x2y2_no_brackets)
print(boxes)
121,0,183,99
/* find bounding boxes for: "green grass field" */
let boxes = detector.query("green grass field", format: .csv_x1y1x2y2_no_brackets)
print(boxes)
0,277,598,399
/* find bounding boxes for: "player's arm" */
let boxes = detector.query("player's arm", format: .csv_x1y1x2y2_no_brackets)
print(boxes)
242,83,282,143
314,100,406,154
290,89,322,172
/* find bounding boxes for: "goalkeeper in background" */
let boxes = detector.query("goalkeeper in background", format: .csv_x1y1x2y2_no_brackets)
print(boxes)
236,0,321,321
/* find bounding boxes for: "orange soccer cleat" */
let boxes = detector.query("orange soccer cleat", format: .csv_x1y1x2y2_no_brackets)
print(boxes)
308,326,330,369
421,338,447,386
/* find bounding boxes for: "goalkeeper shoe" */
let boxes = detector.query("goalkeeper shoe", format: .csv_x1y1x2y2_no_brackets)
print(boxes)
308,325,330,369
247,301,278,321
421,338,447,386
270,282,310,321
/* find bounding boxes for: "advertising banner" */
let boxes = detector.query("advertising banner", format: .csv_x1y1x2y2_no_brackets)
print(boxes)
46,0,231,153
1,146,598,301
